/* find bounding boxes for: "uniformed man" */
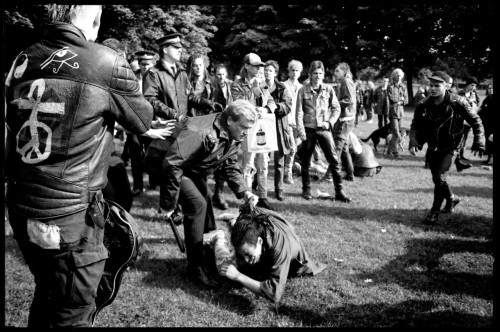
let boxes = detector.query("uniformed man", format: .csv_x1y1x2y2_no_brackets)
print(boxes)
135,49,156,91
147,99,259,287
143,32,190,121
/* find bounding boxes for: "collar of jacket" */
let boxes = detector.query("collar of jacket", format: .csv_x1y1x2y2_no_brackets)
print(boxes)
304,82,328,94
158,59,185,72
42,23,87,43
213,113,230,141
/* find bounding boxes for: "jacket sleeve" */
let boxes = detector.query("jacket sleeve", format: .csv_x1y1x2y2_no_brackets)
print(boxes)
160,130,205,211
220,149,249,199
274,87,291,117
328,87,341,128
455,96,486,148
230,81,249,101
409,104,424,149
338,78,356,109
142,69,178,120
108,55,153,134
403,85,409,105
295,87,305,138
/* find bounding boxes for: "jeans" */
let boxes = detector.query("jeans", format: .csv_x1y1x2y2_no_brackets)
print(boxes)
178,173,216,267
241,140,269,198
7,198,107,327
284,126,300,177
388,117,402,155
301,128,343,193
428,150,454,211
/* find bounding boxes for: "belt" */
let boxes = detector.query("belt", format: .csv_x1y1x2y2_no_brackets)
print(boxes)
339,116,355,122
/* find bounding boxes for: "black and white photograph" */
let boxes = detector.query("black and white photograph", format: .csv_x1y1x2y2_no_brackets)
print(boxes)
2,1,495,327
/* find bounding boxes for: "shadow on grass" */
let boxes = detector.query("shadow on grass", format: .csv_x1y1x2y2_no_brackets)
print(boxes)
271,201,492,239
396,185,493,199
354,237,493,300
277,299,491,327
4,235,25,262
134,255,255,316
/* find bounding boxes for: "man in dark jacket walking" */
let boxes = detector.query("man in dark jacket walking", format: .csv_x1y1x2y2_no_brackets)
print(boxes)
5,5,154,327
409,71,485,224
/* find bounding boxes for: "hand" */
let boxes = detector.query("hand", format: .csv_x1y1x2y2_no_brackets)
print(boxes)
244,191,259,207
220,263,240,280
409,146,418,156
300,133,307,141
159,209,174,219
256,107,267,118
143,127,175,140
472,146,485,158
151,118,176,129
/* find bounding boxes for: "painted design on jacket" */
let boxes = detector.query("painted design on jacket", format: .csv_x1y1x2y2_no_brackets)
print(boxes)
40,47,80,74
12,79,65,164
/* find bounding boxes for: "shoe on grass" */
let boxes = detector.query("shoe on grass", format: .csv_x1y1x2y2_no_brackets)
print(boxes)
442,196,460,213
423,211,439,225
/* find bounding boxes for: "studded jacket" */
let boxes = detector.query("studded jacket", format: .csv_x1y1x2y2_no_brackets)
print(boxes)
5,23,153,220
409,91,485,153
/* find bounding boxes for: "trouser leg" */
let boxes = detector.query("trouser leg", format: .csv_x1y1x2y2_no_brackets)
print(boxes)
103,163,133,212
128,134,144,191
274,149,285,193
429,150,454,211
301,129,318,194
317,130,343,193
255,152,269,199
388,118,401,155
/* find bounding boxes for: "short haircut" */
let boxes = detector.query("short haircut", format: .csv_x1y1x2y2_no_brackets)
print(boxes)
223,100,257,124
214,63,227,72
46,5,102,24
264,60,279,73
308,60,325,75
288,59,303,72
336,62,352,77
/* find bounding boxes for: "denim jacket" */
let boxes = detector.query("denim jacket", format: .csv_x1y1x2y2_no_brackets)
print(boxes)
296,83,341,138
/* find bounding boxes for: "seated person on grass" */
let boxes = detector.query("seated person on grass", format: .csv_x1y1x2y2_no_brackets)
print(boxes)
205,203,326,303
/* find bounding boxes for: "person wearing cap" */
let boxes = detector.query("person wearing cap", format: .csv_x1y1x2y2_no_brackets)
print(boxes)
409,70,485,225
456,76,481,165
231,52,278,210
143,32,191,121
135,50,157,91
295,60,351,202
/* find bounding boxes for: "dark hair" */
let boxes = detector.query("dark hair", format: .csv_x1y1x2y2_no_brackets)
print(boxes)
264,60,279,73
214,63,227,72
46,4,75,23
308,60,325,75
230,203,270,249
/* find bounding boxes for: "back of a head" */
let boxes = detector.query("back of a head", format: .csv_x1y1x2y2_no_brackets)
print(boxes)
46,4,102,41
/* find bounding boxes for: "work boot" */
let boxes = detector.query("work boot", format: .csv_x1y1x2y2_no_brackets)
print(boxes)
275,190,284,201
442,196,460,214
343,174,354,181
212,193,229,210
455,158,472,172
423,211,439,225
335,190,351,203
256,198,274,210
302,189,312,200
187,265,219,288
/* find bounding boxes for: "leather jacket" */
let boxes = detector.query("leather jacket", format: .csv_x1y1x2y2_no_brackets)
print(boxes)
147,113,248,211
6,23,153,219
410,91,485,153
142,60,190,120
268,80,292,154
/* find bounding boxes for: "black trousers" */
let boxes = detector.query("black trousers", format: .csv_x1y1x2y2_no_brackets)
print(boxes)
103,162,133,212
301,128,343,193
178,174,216,267
428,150,454,212
124,133,145,191
7,200,107,327
378,114,389,129
213,168,226,196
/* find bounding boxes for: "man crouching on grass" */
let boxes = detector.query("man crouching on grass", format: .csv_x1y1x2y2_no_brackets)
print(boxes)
409,71,485,225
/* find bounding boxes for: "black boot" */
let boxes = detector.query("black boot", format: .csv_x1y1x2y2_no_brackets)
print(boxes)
212,193,229,210
275,190,284,201
455,158,472,172
442,196,460,213
335,190,351,203
256,198,274,210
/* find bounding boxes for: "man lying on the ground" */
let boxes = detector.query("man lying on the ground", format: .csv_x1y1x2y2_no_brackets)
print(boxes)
204,203,326,303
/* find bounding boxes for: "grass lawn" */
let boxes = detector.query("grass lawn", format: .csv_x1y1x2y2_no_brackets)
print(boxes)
4,106,493,327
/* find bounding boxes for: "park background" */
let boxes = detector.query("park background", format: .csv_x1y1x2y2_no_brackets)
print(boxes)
3,1,495,327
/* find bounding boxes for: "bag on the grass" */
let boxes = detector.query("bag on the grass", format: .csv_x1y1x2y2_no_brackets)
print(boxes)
246,113,278,153
91,199,142,326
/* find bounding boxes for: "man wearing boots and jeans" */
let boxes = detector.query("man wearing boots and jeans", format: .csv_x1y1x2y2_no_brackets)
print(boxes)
296,61,351,203
5,5,154,327
409,71,485,224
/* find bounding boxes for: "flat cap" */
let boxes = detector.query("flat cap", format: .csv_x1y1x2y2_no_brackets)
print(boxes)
158,32,183,48
428,71,451,84
135,50,156,61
